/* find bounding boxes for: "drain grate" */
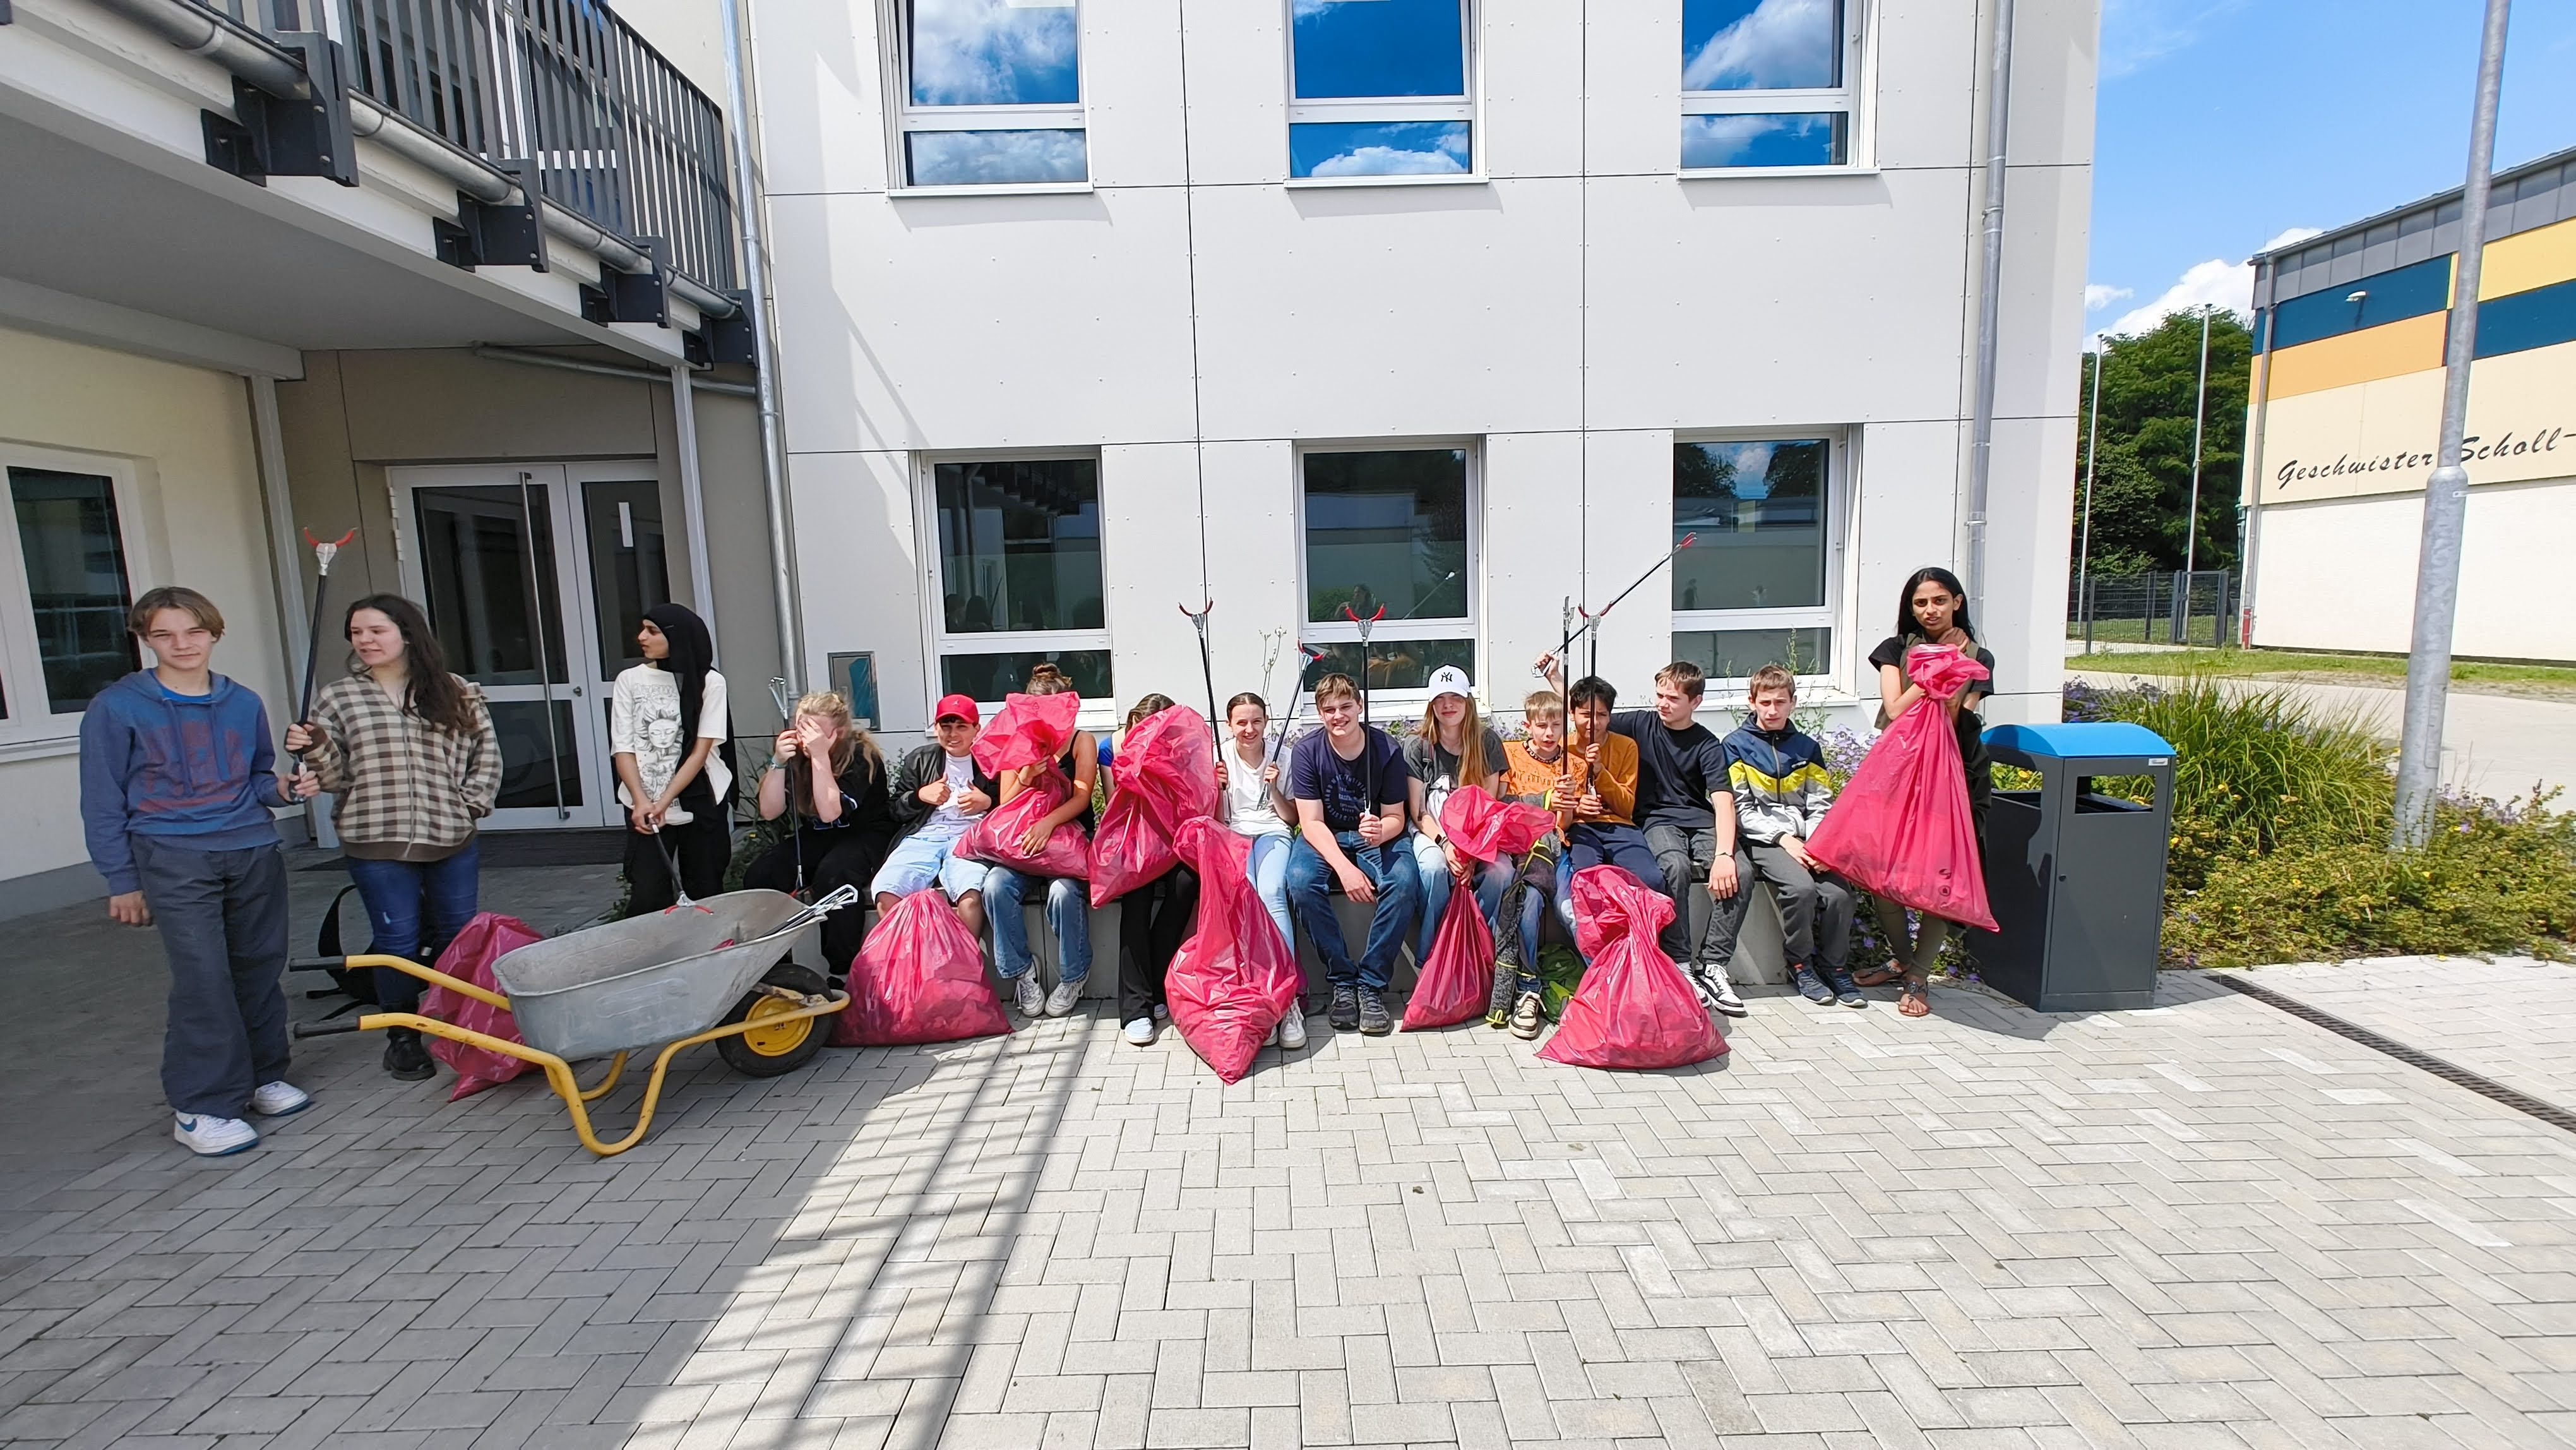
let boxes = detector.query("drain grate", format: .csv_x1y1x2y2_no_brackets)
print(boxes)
2209,972,2576,1135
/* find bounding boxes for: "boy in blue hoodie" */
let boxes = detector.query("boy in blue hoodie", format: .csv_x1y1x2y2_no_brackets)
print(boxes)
81,587,309,1156
1706,665,1861,1009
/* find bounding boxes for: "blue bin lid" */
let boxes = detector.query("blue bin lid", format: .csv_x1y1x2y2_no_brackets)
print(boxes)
1983,721,2173,759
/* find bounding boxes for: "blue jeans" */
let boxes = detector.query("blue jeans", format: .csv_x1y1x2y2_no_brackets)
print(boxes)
1245,832,1295,956
1286,831,1421,991
347,841,481,1012
1411,832,1506,962
987,869,1092,983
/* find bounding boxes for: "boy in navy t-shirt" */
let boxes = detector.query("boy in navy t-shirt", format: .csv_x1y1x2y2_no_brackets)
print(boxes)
1285,673,1419,1036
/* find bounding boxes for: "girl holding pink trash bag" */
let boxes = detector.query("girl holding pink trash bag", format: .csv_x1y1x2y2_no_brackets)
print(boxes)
1810,568,1998,1019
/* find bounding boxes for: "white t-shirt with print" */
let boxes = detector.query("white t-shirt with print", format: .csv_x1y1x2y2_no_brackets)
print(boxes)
610,665,732,823
921,751,979,841
1221,745,1292,839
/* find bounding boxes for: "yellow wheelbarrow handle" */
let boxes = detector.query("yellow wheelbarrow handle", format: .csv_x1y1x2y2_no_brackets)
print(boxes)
289,951,511,1010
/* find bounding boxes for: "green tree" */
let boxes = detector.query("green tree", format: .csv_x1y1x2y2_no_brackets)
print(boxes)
2073,309,2253,575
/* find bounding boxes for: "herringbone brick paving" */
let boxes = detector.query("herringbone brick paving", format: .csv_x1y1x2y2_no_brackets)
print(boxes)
6,894,2576,1448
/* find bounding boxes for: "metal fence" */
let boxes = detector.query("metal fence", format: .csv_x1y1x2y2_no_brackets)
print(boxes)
2068,570,2239,651
194,0,737,294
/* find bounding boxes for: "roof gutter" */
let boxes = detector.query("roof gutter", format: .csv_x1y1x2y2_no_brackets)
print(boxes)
88,0,737,320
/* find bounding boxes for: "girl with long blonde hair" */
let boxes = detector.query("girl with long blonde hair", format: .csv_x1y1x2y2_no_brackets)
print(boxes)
744,690,895,973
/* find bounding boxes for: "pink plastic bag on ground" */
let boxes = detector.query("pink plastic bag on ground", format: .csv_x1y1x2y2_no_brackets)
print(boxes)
1401,888,1495,1031
1806,645,1999,932
973,690,1083,776
835,890,1013,1046
1091,705,1220,906
419,912,546,1101
957,765,1094,877
1438,786,1557,864
1538,867,1727,1070
1166,819,1303,1083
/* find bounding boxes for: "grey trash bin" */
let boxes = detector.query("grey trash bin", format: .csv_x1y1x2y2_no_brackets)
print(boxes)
1972,721,2175,1012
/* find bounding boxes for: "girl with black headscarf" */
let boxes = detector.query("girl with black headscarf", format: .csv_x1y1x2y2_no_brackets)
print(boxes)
611,602,734,913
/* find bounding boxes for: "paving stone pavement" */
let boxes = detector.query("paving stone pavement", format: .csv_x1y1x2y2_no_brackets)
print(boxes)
8,897,2576,1448
2238,956,2576,1109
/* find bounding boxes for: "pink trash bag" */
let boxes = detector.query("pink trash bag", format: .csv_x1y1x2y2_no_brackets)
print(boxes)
973,689,1083,776
1401,887,1495,1031
1538,867,1727,1071
958,765,1094,878
834,890,1013,1046
1438,786,1558,864
419,912,545,1101
1166,819,1303,1084
1091,705,1220,906
1805,644,1999,933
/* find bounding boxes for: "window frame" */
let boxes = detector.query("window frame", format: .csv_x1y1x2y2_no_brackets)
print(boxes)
1282,0,1484,186
1669,428,1852,692
1292,440,1482,710
884,0,1092,195
0,443,151,752
1678,0,1875,177
910,449,1114,714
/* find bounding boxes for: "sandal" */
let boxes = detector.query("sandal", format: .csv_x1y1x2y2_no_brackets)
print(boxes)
1850,964,1906,989
1898,980,1931,1017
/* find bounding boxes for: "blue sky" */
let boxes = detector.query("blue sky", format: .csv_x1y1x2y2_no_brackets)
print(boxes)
2087,0,2576,340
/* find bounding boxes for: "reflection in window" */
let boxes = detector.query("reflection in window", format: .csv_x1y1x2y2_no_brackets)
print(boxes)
1683,0,1840,90
940,649,1114,705
9,467,136,713
1680,0,1857,170
1288,0,1474,179
1303,450,1469,624
1674,627,1832,683
414,486,570,686
1679,112,1844,169
582,480,671,681
899,0,1086,186
1304,638,1476,693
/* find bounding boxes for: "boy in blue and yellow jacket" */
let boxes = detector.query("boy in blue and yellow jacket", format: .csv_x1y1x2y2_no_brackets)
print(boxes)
1705,666,1862,1008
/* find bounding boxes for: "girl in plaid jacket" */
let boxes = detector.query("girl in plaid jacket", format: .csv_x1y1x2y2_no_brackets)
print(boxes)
286,594,500,1081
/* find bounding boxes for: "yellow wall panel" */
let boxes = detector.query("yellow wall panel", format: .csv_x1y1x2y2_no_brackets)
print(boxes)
2262,311,2446,400
2481,216,2576,301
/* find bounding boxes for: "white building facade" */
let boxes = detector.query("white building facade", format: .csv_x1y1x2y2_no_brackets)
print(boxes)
748,0,2100,736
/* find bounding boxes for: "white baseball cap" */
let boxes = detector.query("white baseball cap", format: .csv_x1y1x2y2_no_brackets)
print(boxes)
1425,665,1474,701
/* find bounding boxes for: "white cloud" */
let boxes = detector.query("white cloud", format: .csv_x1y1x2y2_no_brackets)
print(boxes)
2100,0,2248,80
1308,143,1468,178
2090,227,2324,346
910,0,1078,107
1683,0,1837,91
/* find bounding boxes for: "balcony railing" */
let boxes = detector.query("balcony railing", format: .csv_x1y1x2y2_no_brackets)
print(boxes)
194,0,736,294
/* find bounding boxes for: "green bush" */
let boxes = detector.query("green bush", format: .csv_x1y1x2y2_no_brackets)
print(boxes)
2066,675,2576,965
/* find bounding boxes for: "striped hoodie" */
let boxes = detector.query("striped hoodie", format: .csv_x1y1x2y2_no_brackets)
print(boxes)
1719,722,1835,844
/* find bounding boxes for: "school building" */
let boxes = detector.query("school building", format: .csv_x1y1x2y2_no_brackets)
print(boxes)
2243,143,2576,664
0,0,2099,916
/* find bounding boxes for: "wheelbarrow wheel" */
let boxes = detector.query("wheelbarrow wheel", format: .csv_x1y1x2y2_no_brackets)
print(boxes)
717,964,831,1078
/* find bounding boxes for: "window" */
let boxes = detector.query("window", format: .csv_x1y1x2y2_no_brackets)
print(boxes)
1680,0,1862,171
1300,448,1476,690
1288,0,1474,179
895,0,1086,187
1671,436,1839,684
1,459,140,733
924,457,1112,704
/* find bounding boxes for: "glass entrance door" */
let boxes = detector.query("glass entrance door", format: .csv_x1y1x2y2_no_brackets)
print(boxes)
393,465,610,829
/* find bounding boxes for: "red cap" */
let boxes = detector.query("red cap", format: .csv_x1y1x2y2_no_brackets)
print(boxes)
933,694,981,726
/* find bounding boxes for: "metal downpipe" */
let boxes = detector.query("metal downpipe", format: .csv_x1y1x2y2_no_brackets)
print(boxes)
720,0,802,690
1964,0,2017,602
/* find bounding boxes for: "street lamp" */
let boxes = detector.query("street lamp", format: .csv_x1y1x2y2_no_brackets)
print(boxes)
2077,343,2102,655
2395,0,2513,848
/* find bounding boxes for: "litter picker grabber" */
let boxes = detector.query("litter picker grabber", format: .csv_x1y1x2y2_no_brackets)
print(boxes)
1180,599,1221,746
290,528,356,767
1536,532,1699,684
1340,601,1386,824
1266,644,1330,770
766,676,808,897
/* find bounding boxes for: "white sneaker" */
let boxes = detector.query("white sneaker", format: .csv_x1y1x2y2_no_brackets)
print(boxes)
1703,968,1747,1017
1045,979,1083,1017
174,1113,258,1157
1013,973,1045,1016
249,1081,311,1117
1278,1008,1307,1050
1123,1017,1157,1045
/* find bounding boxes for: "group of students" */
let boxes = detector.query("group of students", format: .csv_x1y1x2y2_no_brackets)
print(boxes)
82,566,1993,1158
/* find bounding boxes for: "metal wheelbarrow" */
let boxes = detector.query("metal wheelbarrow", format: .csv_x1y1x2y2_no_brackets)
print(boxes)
292,885,861,1156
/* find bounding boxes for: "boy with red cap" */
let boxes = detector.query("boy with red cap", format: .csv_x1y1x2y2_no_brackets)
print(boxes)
870,694,1001,940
